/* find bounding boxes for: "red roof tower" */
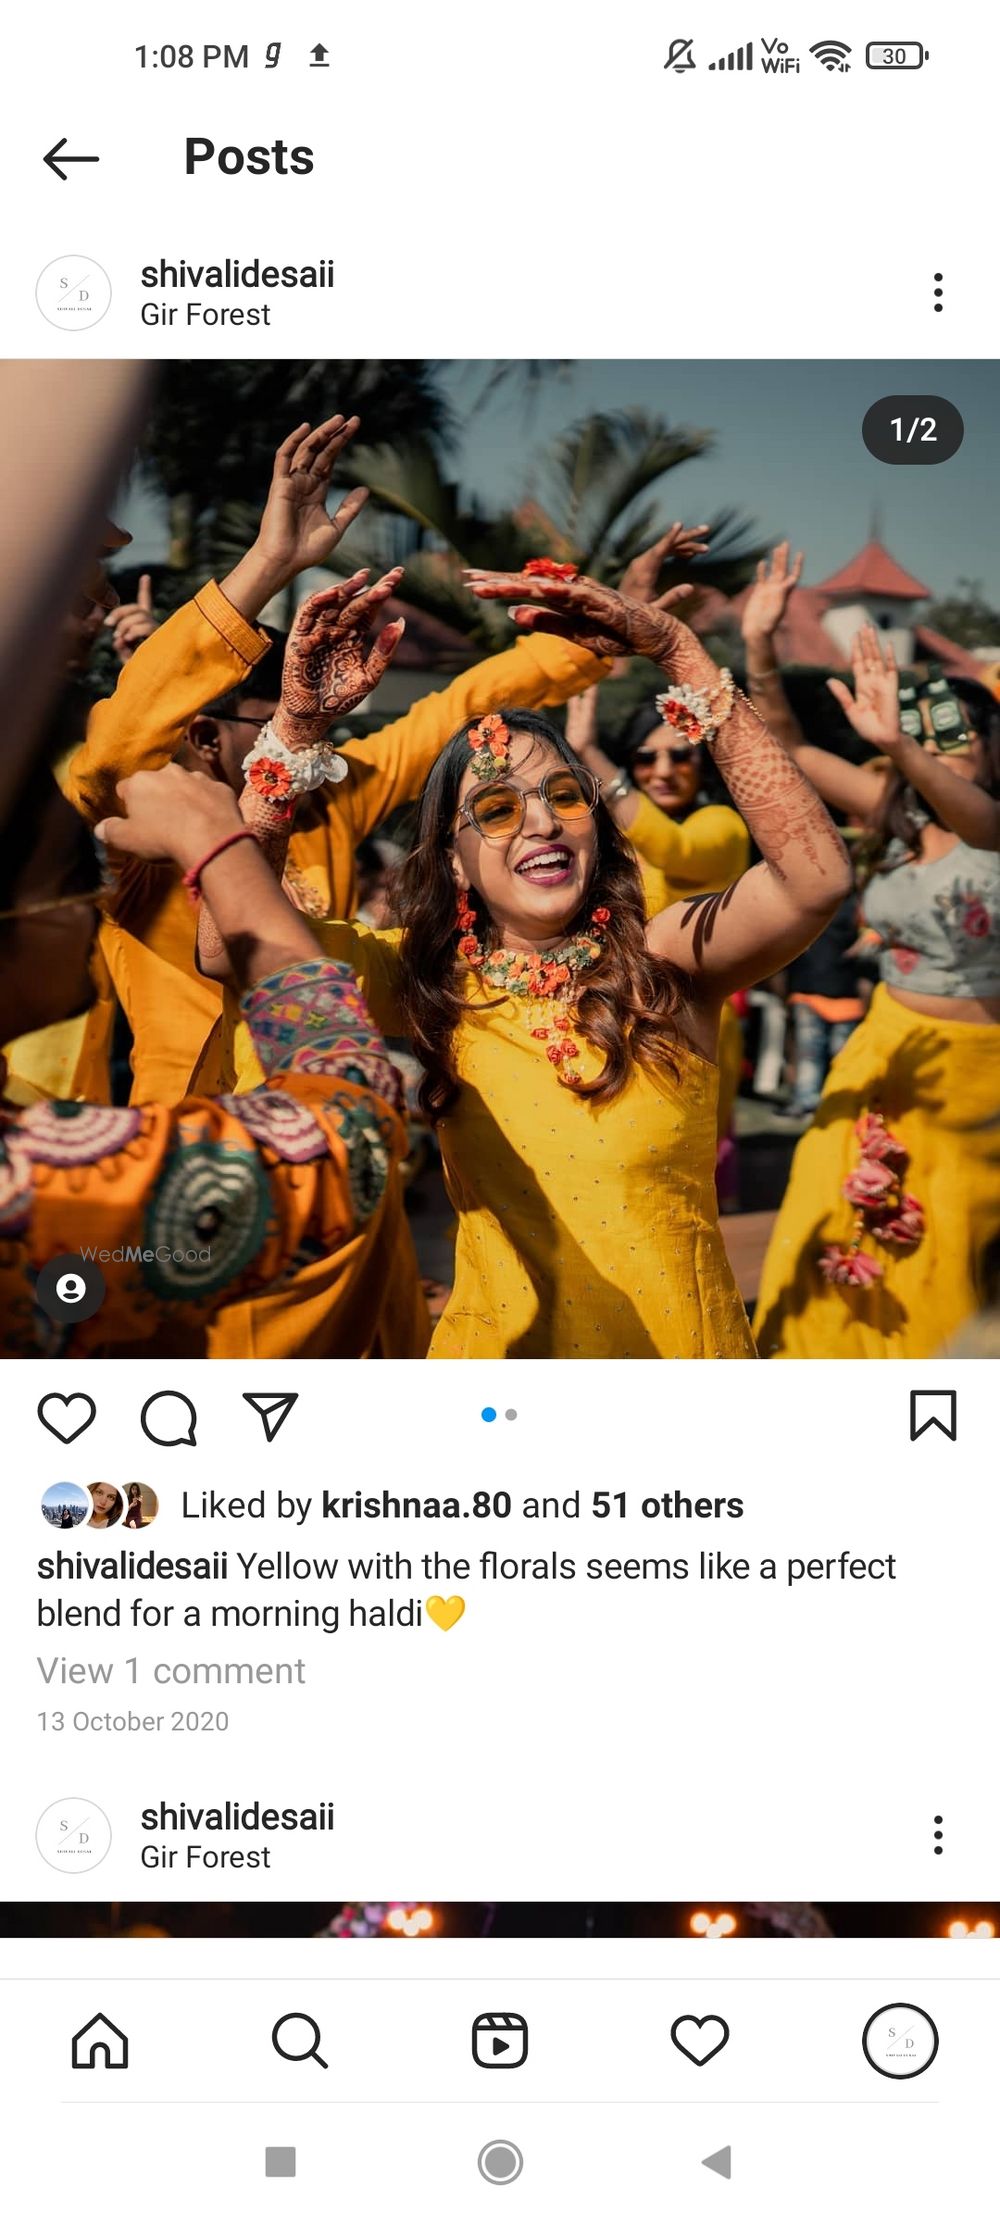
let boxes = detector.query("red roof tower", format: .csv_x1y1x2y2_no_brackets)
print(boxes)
814,540,930,601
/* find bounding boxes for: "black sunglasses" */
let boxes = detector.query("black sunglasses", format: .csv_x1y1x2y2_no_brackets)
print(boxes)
633,744,700,768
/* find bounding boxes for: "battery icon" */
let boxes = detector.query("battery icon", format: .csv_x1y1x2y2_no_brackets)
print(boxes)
866,42,929,67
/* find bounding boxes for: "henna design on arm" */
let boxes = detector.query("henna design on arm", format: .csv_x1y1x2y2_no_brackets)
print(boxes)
199,573,407,978
273,569,406,749
465,567,849,895
704,692,849,886
466,567,853,998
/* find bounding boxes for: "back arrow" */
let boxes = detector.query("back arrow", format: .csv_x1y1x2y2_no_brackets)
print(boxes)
44,138,100,182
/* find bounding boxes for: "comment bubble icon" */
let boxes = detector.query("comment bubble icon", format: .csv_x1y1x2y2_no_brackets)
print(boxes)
140,1391,198,1448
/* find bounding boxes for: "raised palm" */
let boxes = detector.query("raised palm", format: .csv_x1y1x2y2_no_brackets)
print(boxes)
464,566,688,664
259,415,369,578
827,624,902,751
742,540,804,640
619,520,710,604
276,570,406,743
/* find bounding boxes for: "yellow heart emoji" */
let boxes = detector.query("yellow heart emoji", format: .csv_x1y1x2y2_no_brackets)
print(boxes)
425,1594,466,1633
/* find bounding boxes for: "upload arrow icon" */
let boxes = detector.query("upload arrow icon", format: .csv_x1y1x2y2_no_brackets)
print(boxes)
242,1392,299,1443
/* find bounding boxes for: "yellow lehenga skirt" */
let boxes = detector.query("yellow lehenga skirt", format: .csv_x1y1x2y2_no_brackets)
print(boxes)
753,985,1000,1359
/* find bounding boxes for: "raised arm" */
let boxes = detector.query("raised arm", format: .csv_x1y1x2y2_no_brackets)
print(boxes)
95,757,398,1103
565,524,709,830
65,413,369,827
828,626,1000,852
742,542,888,823
741,540,806,751
196,569,406,979
96,763,322,990
66,760,406,1343
466,566,853,999
336,524,708,841
566,686,749,890
104,572,158,665
218,412,370,622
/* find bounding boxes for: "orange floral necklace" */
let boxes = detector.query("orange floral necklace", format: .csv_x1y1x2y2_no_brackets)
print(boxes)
456,894,610,1077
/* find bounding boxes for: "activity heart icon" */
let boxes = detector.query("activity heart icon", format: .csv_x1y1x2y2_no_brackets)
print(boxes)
670,2014,730,2066
425,1594,466,1632
37,1393,97,1445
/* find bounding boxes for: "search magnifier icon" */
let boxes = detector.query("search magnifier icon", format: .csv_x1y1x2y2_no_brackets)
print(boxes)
271,2012,328,2069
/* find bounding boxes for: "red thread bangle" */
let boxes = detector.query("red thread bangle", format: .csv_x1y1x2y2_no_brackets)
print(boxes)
181,827,258,904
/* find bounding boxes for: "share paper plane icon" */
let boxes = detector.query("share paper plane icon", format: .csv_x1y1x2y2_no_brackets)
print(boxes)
242,1392,299,1443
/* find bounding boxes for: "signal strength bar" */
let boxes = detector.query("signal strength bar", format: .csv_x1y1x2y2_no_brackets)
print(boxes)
709,39,753,69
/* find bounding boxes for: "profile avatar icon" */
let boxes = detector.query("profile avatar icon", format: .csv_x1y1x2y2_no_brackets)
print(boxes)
35,1252,107,1325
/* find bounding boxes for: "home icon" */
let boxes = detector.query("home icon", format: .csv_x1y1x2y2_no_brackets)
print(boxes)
71,2013,129,2070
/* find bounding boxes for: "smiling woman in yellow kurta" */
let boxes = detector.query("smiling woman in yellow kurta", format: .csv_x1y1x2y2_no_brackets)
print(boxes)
197,562,851,1363
316,920,755,1359
56,587,610,1104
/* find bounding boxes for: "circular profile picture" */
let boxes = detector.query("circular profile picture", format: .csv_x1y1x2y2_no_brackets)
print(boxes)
35,255,113,333
35,1796,112,1873
87,1482,124,1531
122,1482,158,1532
41,1481,91,1532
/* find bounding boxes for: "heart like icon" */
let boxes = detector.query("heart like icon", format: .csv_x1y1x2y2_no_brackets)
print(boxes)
670,2014,730,2067
37,1393,97,1445
425,1594,466,1633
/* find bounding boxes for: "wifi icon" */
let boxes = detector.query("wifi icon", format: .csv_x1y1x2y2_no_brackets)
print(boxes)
810,38,851,70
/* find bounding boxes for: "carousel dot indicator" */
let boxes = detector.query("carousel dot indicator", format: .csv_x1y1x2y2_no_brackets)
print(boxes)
505,1409,517,1420
481,1407,497,1423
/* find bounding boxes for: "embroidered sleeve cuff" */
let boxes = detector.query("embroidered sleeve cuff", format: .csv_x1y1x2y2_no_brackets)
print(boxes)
195,579,273,668
242,960,403,1110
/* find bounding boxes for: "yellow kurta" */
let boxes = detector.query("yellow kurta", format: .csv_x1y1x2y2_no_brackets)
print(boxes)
627,792,750,915
316,923,756,1361
47,590,609,1360
59,580,276,1103
754,984,1000,1359
628,792,750,1139
60,585,609,1103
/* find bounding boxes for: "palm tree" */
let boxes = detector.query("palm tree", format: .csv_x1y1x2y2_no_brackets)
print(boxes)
338,407,764,650
138,359,454,585
137,376,764,662
532,410,758,589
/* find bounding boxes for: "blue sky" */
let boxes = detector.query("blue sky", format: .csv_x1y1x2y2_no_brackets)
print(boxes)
117,359,1000,603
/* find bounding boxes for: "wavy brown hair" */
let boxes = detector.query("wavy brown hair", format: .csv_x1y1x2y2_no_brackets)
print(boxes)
394,711,691,1120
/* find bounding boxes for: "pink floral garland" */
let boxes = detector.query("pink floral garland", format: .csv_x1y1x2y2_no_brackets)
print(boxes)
819,1111,925,1288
